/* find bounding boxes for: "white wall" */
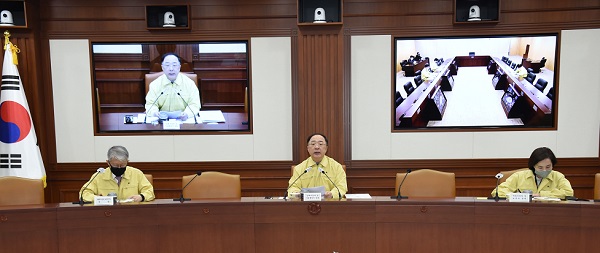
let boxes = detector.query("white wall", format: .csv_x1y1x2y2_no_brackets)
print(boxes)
352,29,600,159
50,37,293,162
49,29,600,162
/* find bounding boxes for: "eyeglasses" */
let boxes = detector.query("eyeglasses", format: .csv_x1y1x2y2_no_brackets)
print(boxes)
161,64,181,69
308,142,326,147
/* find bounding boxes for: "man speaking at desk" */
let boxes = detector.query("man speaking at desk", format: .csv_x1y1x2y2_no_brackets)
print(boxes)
145,53,201,121
288,133,347,199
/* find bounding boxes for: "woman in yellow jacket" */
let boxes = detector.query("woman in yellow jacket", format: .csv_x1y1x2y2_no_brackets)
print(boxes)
491,147,574,199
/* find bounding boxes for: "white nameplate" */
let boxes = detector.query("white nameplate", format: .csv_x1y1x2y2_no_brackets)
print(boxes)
303,192,322,201
508,193,530,202
162,120,180,130
94,196,115,206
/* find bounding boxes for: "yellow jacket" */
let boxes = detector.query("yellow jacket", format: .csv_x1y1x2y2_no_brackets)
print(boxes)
288,156,347,199
491,169,573,199
80,166,155,202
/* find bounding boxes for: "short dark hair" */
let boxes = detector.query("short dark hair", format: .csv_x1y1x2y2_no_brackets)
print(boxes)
161,52,181,64
528,147,557,171
307,133,328,145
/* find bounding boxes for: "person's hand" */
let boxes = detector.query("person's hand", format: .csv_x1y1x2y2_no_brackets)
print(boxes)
152,111,160,117
324,191,333,199
129,195,143,202
179,112,188,121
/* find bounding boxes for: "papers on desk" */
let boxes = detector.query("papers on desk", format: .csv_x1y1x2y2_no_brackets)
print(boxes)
198,110,226,123
132,114,197,124
532,196,561,202
345,194,372,199
301,186,325,195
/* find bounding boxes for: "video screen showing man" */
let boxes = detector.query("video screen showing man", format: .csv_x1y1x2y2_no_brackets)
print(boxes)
144,52,201,121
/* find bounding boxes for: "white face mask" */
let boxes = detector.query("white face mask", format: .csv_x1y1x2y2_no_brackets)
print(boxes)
536,170,552,178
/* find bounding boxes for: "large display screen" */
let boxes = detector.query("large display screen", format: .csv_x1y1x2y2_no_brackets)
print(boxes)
393,34,558,131
91,41,250,133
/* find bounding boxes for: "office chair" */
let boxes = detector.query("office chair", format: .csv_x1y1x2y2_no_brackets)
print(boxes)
144,174,153,185
0,176,45,206
414,75,423,86
534,78,548,92
546,87,554,100
404,82,415,96
290,165,346,176
144,72,198,96
394,169,455,198
395,91,404,108
182,171,241,199
595,173,600,200
525,72,536,84
498,168,528,184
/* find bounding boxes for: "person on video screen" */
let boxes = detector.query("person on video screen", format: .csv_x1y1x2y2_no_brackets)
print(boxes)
144,52,200,121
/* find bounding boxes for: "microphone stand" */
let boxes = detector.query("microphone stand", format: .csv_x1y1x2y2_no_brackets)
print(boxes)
488,176,506,201
284,167,311,200
319,168,342,200
177,92,198,124
173,171,202,202
391,169,412,199
144,91,165,124
72,168,105,205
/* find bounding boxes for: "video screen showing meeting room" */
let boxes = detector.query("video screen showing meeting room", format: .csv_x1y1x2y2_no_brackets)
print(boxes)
393,34,557,130
91,41,250,133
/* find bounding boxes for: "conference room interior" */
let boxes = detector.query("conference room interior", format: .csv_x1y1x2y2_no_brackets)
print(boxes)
1,1,599,252
0,0,598,204
394,36,556,129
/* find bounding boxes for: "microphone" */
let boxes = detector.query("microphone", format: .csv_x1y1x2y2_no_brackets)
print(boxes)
318,167,342,200
177,92,198,124
392,169,412,199
284,166,312,200
488,172,506,201
72,168,105,205
173,171,202,202
144,90,166,124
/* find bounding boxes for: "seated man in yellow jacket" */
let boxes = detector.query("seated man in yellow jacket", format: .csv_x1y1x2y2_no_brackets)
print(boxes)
491,147,573,199
288,133,347,199
80,146,155,202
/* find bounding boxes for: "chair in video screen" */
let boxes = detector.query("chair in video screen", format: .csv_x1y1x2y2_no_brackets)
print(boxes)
525,72,536,84
534,78,548,92
144,72,199,95
0,176,45,206
394,169,455,198
182,171,241,199
404,82,415,96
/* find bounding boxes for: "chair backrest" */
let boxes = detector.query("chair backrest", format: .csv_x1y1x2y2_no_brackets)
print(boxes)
394,169,455,198
534,78,548,92
525,72,536,84
182,171,241,199
546,87,554,100
0,176,45,206
498,168,529,184
290,165,346,176
595,173,600,199
404,82,415,96
414,75,423,86
144,174,153,185
144,72,198,94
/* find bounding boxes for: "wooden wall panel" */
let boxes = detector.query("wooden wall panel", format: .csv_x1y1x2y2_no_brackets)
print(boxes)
10,0,599,203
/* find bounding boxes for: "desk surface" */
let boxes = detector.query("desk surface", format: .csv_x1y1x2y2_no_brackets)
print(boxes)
98,112,249,132
2,197,598,253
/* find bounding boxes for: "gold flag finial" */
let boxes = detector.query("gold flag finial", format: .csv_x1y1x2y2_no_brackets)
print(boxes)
4,30,10,49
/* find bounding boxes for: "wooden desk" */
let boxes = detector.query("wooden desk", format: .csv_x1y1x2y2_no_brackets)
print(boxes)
2,198,599,253
493,57,553,125
98,112,249,132
401,58,430,77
